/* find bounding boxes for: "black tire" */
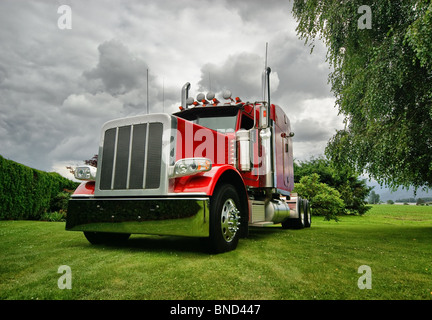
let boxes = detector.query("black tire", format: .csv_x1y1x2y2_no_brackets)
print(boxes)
303,199,311,228
84,232,130,245
282,196,305,229
209,184,242,253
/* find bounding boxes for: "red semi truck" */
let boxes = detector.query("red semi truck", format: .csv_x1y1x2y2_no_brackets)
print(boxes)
66,68,311,253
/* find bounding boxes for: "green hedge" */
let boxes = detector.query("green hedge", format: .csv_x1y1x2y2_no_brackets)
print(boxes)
0,155,79,220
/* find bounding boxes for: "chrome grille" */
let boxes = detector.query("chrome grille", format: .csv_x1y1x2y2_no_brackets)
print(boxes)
99,122,163,191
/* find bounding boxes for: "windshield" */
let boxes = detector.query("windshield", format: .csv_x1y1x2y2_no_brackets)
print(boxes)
195,115,237,132
174,106,240,132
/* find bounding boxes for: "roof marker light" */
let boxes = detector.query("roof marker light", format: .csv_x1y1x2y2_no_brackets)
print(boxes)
223,90,232,100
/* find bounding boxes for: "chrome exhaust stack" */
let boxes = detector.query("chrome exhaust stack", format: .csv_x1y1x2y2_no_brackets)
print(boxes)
181,82,191,110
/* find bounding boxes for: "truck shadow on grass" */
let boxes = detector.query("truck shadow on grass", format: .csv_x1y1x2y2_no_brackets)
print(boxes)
124,235,211,254
78,227,286,254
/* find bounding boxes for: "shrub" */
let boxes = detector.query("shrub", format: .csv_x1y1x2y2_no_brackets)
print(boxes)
294,157,372,215
294,173,345,221
50,191,74,213
40,211,67,222
0,155,79,220
416,198,426,206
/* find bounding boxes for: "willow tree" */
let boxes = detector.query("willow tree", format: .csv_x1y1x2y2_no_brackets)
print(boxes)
292,1,432,190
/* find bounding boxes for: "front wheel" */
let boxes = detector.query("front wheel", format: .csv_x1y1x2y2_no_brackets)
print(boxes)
209,184,242,253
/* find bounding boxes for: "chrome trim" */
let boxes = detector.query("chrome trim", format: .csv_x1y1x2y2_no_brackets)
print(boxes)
167,192,208,196
271,125,277,189
110,127,119,190
250,200,265,223
260,127,273,187
220,198,241,242
125,124,134,189
265,199,290,224
71,194,95,198
66,197,210,238
181,82,191,110
95,113,172,197
141,122,150,189
70,197,209,201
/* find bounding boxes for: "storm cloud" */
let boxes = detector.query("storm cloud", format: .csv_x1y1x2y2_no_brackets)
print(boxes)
84,40,149,95
0,0,343,179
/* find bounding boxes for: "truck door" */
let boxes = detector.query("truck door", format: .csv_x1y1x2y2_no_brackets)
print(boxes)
274,107,294,193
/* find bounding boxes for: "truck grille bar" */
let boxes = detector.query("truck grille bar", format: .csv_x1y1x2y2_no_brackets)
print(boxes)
99,122,163,191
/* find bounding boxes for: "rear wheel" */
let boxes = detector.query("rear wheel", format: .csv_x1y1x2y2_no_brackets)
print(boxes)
282,196,305,229
303,199,311,228
84,232,130,245
209,184,242,253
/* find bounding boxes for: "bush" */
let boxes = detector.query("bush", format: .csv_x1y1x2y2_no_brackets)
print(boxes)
294,173,345,221
0,155,79,220
50,191,74,213
40,211,67,222
294,157,372,215
416,198,426,206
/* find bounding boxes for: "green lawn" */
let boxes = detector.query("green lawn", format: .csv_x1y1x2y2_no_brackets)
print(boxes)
1,205,431,300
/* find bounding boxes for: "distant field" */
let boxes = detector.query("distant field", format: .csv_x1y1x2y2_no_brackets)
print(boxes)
0,205,431,300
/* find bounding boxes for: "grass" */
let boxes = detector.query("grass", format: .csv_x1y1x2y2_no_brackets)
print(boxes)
0,205,431,300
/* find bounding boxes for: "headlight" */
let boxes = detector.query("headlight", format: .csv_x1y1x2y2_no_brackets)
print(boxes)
170,158,212,178
74,165,97,181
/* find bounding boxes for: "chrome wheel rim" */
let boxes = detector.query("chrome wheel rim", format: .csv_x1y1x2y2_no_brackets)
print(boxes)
220,198,240,242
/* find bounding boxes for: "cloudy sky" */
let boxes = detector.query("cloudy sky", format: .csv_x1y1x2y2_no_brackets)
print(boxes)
0,0,344,180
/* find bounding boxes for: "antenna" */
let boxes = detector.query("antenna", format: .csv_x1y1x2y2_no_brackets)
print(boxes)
146,68,149,114
261,43,272,126
162,77,165,113
262,42,269,101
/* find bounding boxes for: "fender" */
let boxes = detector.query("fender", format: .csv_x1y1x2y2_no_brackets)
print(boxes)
73,166,245,197
72,181,95,196
172,164,245,196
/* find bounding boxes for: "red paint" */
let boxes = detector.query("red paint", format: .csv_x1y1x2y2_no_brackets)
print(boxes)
72,103,293,198
173,103,293,195
173,164,243,196
73,181,95,195
175,117,232,165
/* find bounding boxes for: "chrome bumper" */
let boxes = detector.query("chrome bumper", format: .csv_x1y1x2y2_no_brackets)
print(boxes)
66,197,210,237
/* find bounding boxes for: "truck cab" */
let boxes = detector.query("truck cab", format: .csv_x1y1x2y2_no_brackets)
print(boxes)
66,71,311,253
